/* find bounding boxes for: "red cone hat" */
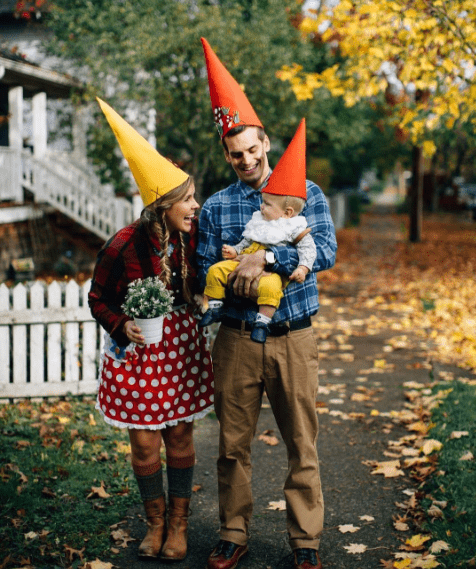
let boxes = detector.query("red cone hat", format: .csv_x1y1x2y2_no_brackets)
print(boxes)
201,37,263,138
262,119,307,200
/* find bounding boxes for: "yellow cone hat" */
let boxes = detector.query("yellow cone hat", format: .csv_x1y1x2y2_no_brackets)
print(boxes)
97,97,188,206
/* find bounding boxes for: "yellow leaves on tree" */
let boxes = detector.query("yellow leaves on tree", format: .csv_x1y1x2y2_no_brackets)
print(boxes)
279,0,476,155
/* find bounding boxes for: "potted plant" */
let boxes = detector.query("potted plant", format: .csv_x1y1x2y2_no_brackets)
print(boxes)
122,276,174,344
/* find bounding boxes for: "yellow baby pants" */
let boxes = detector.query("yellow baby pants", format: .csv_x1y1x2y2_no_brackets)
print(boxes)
204,243,285,308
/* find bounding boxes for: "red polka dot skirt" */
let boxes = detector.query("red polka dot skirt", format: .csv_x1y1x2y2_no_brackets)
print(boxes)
96,307,214,429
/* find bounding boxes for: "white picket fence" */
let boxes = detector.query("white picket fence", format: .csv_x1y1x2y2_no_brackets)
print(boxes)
0,279,104,400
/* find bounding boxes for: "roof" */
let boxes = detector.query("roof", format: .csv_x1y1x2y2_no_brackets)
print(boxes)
0,48,83,98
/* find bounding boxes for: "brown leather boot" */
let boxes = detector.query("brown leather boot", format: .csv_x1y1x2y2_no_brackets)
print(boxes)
138,495,166,558
160,496,191,561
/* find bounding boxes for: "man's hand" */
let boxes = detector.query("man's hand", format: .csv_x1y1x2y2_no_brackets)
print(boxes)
222,244,238,260
289,265,309,283
228,249,266,298
123,320,145,345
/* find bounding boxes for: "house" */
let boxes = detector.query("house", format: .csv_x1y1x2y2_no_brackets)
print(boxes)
0,10,141,281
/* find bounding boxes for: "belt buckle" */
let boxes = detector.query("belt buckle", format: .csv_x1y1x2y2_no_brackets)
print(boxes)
269,322,290,337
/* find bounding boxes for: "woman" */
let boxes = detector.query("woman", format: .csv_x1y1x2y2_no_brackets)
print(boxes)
89,98,214,561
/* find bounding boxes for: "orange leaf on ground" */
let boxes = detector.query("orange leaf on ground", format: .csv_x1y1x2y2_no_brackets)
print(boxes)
87,481,110,499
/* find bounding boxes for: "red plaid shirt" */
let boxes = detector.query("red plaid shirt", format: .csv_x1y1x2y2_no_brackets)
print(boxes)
89,218,198,346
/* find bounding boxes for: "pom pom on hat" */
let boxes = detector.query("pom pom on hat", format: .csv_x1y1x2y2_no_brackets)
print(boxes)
201,37,263,138
262,118,307,200
97,97,188,206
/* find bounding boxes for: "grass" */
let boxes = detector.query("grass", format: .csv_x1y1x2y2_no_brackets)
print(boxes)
420,380,476,568
0,397,139,568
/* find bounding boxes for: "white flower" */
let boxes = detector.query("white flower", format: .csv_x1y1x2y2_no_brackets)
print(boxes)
122,276,174,319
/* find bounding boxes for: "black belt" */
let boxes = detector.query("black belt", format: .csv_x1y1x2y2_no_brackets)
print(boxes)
221,316,311,336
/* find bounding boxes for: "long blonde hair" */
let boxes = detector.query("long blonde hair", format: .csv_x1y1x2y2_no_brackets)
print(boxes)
141,177,194,304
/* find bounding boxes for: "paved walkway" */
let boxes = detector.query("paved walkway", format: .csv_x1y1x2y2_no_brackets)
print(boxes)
112,204,468,569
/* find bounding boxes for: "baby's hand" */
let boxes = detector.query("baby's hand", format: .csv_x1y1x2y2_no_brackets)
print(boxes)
222,245,237,259
289,265,309,283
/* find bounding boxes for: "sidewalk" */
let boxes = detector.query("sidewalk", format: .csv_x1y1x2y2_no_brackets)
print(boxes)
111,204,469,569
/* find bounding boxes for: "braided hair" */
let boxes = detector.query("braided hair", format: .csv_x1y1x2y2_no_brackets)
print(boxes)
140,177,194,305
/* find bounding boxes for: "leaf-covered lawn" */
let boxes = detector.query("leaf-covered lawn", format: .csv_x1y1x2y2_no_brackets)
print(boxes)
0,398,139,568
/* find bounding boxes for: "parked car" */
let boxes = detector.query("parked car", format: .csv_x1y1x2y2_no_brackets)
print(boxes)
456,183,476,220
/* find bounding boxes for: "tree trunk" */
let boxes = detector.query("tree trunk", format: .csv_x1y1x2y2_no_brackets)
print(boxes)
409,145,423,242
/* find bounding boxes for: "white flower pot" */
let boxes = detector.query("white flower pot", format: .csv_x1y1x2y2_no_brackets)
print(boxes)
134,315,164,345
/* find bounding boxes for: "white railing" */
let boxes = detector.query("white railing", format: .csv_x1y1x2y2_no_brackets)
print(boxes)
0,147,135,240
0,279,104,400
21,150,135,240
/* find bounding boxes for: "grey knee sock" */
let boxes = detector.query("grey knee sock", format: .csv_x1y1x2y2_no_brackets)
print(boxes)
133,464,164,501
166,465,194,499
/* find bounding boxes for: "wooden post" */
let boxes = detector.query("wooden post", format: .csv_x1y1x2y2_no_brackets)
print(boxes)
32,92,47,158
409,145,423,243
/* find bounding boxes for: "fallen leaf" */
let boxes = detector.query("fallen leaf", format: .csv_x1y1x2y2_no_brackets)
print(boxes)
338,524,360,533
267,500,286,511
64,545,85,563
343,543,367,554
429,540,450,553
115,441,132,453
427,505,443,518
403,534,431,550
359,515,375,522
351,393,370,402
84,560,114,569
407,421,429,435
420,439,443,455
394,521,410,531
192,484,202,492
41,487,56,499
258,431,279,446
110,528,135,548
394,560,412,569
15,440,32,450
459,451,474,461
371,460,405,478
450,430,469,439
87,481,110,499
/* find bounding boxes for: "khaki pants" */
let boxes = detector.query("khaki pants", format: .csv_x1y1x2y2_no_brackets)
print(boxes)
212,323,324,550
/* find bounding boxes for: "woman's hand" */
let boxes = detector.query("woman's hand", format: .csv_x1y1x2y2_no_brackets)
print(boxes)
123,320,145,345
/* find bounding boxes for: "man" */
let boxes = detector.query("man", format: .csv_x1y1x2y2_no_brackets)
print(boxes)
197,38,337,569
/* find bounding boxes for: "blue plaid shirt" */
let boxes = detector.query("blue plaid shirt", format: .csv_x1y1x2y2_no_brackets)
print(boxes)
197,176,337,325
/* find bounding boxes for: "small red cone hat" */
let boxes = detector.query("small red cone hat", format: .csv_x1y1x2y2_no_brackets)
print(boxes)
201,37,263,138
262,119,307,200
97,98,188,206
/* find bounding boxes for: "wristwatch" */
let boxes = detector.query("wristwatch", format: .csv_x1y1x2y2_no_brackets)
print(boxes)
264,249,276,272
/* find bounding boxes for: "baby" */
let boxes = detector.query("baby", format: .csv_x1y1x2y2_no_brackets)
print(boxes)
199,190,316,343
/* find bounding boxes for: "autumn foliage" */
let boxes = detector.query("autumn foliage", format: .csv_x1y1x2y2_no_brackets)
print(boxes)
279,0,476,157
